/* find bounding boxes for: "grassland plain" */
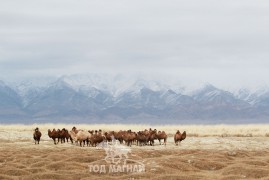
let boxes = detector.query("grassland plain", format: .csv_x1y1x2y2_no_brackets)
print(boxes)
0,124,269,180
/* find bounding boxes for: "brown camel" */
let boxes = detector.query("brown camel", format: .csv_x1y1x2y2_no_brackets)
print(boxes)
33,127,42,144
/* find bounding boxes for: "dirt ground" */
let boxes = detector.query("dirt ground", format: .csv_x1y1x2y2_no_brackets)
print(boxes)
0,128,269,180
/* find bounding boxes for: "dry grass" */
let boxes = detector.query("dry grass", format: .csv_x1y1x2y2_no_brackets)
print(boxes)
0,124,269,179
0,123,269,137
0,138,269,179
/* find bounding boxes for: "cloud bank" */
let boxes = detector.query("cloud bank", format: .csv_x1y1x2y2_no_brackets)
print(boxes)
1,0,269,90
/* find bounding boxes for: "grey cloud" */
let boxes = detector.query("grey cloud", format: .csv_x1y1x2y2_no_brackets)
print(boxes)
0,0,269,88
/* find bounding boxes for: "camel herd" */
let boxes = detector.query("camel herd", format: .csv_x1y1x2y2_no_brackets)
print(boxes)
33,127,187,146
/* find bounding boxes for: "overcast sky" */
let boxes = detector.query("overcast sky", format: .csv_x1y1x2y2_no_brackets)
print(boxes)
0,0,269,90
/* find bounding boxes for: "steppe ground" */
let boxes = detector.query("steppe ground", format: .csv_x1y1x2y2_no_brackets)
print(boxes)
0,124,269,180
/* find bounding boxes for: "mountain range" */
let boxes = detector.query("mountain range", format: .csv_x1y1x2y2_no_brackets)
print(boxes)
0,74,269,124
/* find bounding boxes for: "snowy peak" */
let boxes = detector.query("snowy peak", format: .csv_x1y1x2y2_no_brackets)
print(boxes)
57,74,170,97
193,84,225,100
49,79,73,90
192,84,249,107
235,89,258,105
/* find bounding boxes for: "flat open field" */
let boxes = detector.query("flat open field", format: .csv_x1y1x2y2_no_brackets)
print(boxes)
0,124,269,180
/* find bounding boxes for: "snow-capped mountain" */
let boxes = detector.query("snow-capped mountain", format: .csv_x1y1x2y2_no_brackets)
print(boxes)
58,74,172,97
0,81,21,108
235,89,259,106
193,84,249,107
0,74,269,124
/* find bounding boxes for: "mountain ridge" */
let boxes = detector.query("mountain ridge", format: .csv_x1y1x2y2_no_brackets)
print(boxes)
0,75,269,124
